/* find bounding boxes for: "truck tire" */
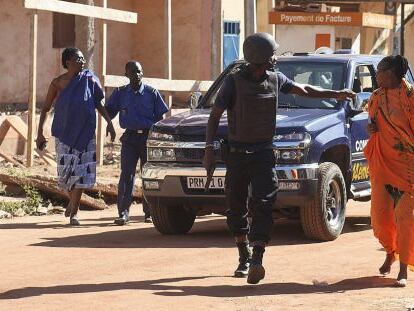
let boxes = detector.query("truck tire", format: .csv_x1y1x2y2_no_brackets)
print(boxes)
300,162,347,241
150,202,196,235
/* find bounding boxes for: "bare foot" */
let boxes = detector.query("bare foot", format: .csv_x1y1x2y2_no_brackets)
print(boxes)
379,253,395,275
396,263,408,287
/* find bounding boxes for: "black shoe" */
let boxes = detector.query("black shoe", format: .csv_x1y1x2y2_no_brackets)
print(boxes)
144,216,152,223
69,216,80,226
247,246,265,284
234,242,252,278
114,215,130,226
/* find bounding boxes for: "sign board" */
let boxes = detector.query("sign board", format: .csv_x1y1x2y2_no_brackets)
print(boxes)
269,11,394,29
269,12,362,26
362,13,394,29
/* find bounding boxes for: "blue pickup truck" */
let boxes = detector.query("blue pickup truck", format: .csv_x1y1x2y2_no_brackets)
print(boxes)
142,54,414,241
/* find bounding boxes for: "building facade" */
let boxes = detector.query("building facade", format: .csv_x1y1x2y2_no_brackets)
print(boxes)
0,0,246,106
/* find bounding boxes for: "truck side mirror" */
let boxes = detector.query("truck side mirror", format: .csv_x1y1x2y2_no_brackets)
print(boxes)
188,91,202,109
354,92,371,110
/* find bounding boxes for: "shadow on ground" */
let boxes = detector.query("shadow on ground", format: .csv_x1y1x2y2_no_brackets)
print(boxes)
0,275,395,300
21,215,372,249
0,216,147,230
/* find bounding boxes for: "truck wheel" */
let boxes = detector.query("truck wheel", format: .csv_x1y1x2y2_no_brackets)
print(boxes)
300,162,347,241
150,202,196,234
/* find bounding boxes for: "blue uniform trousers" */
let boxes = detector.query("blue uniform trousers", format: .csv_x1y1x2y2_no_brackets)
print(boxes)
117,131,150,218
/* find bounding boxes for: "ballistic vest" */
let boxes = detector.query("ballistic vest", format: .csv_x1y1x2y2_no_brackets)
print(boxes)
227,69,278,144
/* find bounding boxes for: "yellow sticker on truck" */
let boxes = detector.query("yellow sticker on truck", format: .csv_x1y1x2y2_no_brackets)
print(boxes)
352,161,370,182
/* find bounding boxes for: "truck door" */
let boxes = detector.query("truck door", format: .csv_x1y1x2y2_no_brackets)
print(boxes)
349,64,376,194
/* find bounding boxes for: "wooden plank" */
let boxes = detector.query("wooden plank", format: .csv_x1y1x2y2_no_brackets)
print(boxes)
0,173,106,210
5,116,57,167
30,174,142,198
23,0,137,24
104,75,214,92
96,0,107,166
165,0,172,116
0,151,25,168
27,12,38,168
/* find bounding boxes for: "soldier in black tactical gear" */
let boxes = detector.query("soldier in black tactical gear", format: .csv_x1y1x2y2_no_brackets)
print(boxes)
203,32,355,284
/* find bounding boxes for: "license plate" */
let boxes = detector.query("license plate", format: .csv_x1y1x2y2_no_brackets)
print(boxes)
186,177,225,189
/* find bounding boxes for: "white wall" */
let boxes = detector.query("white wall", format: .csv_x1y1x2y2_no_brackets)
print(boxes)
222,0,245,58
275,25,335,55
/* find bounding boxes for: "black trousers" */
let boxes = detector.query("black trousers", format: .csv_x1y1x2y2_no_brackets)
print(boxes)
225,149,277,243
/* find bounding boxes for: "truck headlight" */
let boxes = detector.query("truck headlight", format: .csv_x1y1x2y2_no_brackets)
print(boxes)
273,132,310,164
148,131,175,141
274,132,311,143
148,148,176,161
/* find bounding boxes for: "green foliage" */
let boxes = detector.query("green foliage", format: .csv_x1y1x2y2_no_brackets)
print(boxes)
0,184,45,217
23,185,43,209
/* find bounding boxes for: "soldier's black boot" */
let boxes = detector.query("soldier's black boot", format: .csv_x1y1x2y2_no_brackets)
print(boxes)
234,242,252,278
247,245,265,284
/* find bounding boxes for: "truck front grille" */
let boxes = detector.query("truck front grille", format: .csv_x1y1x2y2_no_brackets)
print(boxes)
175,148,222,163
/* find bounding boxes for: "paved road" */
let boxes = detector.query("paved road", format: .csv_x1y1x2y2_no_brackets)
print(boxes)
0,201,413,311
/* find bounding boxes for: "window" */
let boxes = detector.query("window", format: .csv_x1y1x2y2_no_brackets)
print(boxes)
277,62,344,91
353,65,376,94
276,61,346,109
52,0,75,48
341,38,352,49
223,21,240,69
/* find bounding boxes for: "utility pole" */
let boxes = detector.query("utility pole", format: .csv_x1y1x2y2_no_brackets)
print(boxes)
245,0,257,37
76,0,96,71
401,3,405,56
165,0,172,116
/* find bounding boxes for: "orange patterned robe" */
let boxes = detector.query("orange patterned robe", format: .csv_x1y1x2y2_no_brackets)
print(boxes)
364,79,414,269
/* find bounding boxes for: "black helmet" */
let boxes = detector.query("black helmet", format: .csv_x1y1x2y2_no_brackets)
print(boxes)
243,32,279,65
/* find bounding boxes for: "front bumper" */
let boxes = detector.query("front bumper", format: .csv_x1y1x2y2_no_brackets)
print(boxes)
142,162,319,210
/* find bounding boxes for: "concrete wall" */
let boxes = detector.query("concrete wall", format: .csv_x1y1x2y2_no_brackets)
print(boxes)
222,0,245,59
257,0,275,35
335,26,361,53
275,25,335,54
106,0,216,82
171,0,214,81
0,0,62,105
359,2,390,55
406,20,414,67
0,0,221,106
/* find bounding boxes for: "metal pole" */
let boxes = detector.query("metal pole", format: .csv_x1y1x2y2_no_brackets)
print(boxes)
165,0,172,116
27,11,38,167
97,0,107,166
401,3,405,56
244,0,257,37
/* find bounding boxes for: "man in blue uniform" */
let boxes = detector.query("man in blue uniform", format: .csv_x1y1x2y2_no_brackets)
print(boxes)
203,33,355,284
106,61,169,225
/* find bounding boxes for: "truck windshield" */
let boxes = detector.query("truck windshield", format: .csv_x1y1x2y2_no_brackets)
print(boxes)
276,61,345,109
202,61,346,109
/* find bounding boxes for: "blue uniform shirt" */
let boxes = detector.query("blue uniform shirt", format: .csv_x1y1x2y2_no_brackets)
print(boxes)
106,83,169,130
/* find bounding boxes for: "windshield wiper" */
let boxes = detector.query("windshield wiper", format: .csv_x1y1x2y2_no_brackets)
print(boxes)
278,102,301,109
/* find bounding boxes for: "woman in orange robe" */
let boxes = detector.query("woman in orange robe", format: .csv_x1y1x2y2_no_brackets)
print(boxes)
364,55,414,287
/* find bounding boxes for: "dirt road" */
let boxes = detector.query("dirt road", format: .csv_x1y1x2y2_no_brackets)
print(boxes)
0,201,413,311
